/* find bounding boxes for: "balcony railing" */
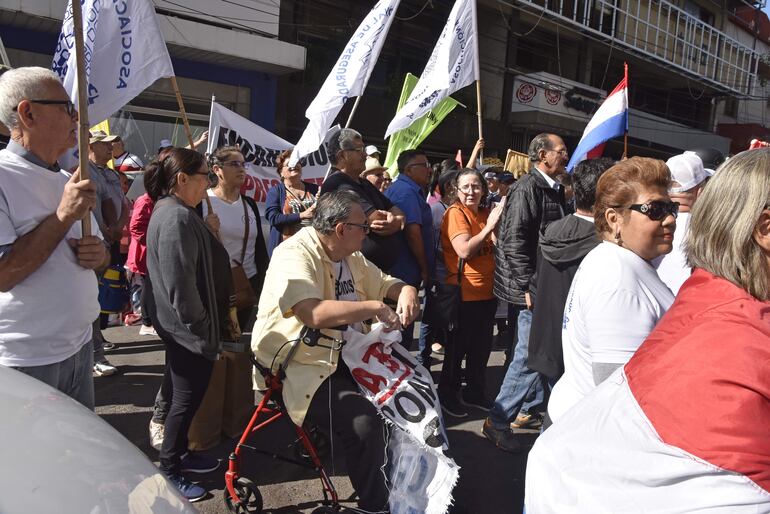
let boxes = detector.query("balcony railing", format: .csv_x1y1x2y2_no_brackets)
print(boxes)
510,0,759,95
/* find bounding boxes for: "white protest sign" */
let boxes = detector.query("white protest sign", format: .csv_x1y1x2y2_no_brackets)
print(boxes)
342,324,459,514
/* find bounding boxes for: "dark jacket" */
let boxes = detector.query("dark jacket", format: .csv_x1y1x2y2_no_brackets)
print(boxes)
527,215,599,379
196,195,269,302
493,168,566,305
264,181,319,256
147,196,233,361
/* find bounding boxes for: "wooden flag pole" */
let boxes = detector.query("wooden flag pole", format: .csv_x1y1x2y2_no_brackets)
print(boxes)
71,0,92,236
170,76,212,211
476,81,484,162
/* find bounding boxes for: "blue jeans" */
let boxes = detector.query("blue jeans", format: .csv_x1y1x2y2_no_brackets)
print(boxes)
489,307,545,429
13,341,94,410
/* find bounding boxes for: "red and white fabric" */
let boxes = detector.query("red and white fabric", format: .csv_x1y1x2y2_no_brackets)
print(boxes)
526,269,770,513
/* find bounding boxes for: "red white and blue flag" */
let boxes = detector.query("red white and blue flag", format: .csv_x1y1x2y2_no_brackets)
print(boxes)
566,66,628,172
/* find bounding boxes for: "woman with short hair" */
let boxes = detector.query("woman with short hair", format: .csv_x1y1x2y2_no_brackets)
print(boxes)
526,148,770,513
264,149,319,256
547,157,677,424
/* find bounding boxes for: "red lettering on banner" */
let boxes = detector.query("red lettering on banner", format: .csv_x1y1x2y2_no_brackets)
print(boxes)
378,367,412,405
363,343,401,373
240,175,256,198
351,367,387,395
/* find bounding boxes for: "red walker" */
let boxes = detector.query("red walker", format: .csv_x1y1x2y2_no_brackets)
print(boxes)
223,329,344,514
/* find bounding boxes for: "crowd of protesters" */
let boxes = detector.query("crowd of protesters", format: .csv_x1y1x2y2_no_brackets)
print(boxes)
1,66,768,511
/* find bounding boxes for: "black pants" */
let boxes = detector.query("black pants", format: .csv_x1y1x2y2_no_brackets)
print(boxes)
158,340,214,475
309,362,389,513
140,273,154,327
438,298,496,400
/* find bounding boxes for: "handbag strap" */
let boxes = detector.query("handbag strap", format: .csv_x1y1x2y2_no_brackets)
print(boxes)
455,204,473,287
239,196,249,265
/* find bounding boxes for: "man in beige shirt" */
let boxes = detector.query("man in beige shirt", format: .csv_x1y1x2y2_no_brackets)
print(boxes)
252,190,419,512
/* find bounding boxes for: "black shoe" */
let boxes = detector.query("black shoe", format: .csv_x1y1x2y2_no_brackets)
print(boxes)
440,396,468,418
460,392,493,411
482,418,522,453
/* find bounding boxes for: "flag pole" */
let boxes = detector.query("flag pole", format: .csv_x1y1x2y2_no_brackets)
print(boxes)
71,0,92,236
476,80,484,162
623,62,629,159
170,76,212,211
345,97,362,128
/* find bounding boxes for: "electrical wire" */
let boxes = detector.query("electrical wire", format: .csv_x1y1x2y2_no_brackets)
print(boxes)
497,2,547,37
396,0,433,21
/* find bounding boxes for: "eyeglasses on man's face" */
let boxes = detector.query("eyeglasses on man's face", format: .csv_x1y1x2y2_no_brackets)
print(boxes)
222,160,246,169
343,222,371,234
14,99,77,117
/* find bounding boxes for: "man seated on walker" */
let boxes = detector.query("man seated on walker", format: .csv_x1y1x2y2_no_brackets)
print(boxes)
251,190,419,513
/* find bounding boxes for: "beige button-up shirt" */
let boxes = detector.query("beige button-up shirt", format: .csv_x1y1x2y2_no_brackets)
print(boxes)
251,227,402,425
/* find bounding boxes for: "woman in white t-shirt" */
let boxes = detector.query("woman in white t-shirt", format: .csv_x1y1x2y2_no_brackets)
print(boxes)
203,146,268,330
548,157,678,425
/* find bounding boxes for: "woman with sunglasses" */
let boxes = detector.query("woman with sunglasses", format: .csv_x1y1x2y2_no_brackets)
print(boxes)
264,150,319,256
204,146,268,329
437,168,506,418
546,157,677,425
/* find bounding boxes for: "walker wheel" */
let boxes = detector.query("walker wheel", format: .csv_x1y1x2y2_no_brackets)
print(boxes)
310,507,338,514
223,477,263,514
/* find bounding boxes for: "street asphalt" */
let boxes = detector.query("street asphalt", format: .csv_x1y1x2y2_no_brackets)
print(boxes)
96,324,538,514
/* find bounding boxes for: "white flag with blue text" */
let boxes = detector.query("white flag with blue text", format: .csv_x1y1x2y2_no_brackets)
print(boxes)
385,0,479,138
52,0,174,124
289,0,401,166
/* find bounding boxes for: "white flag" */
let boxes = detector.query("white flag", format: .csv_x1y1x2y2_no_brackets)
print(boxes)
289,0,401,166
52,0,174,124
384,0,479,137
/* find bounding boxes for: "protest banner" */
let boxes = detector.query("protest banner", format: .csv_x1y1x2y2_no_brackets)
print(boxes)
385,0,479,139
290,0,401,166
342,324,459,514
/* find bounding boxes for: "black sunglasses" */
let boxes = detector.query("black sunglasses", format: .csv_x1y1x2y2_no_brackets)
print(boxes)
14,99,77,117
613,200,679,221
343,222,371,234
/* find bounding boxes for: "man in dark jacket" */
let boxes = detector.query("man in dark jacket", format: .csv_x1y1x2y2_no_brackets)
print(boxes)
527,158,613,388
483,133,567,452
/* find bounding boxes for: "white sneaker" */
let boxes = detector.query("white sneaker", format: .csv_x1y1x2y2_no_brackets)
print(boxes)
139,325,157,337
149,420,165,451
93,360,117,377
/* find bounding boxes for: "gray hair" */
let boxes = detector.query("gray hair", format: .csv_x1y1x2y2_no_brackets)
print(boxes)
0,67,64,130
313,190,362,235
528,133,554,163
327,128,362,166
686,148,770,300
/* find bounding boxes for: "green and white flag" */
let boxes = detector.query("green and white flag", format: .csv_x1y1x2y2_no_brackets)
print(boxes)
384,73,459,177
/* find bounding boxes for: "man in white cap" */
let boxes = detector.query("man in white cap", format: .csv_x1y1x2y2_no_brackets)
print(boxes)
653,152,708,294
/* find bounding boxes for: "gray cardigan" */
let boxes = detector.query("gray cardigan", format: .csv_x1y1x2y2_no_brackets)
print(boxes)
146,196,232,360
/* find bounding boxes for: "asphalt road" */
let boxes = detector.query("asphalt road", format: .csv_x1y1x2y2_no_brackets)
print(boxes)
96,325,537,514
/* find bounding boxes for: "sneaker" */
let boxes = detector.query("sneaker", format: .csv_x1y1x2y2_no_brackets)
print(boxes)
165,473,206,502
149,420,164,451
139,325,158,337
180,452,220,474
102,340,116,351
440,395,468,418
93,360,117,377
482,418,522,453
460,392,493,411
511,411,544,430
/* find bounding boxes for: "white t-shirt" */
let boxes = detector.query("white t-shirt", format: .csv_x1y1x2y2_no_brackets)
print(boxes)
0,150,101,367
203,191,258,278
548,241,674,423
652,212,691,295
332,258,362,332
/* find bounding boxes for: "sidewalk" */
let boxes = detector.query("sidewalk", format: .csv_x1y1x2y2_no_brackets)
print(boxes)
96,325,535,513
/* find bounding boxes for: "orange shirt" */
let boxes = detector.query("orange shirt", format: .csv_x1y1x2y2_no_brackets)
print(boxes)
440,203,496,301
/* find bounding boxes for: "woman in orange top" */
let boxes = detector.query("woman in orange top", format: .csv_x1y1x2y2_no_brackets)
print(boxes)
438,168,506,418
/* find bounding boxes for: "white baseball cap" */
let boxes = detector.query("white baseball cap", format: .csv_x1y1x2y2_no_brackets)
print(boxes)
666,153,707,192
365,145,380,156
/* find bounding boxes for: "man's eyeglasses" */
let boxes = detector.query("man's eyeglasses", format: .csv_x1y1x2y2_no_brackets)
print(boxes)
549,148,569,156
13,99,77,117
613,200,679,221
222,160,246,169
458,184,483,193
343,146,366,154
406,162,431,169
344,222,371,234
